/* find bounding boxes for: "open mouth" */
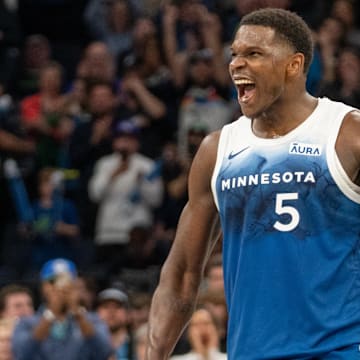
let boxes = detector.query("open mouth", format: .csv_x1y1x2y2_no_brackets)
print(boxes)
234,78,256,103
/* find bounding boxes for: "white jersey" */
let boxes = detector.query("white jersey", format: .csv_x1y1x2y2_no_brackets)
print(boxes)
211,98,360,359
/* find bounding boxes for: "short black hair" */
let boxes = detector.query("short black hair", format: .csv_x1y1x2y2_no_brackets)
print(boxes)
239,8,314,73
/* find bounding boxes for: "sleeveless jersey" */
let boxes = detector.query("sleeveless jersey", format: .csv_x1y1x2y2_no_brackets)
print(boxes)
211,98,360,359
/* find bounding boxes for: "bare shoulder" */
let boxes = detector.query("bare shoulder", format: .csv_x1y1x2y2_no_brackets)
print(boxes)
339,109,360,146
342,109,360,127
336,109,360,180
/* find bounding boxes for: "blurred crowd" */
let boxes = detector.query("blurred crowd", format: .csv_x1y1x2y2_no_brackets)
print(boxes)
0,0,359,358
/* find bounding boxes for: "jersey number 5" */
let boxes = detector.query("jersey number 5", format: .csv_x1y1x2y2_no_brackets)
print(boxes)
273,193,299,232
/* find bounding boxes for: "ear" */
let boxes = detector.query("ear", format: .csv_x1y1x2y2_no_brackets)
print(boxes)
286,53,304,77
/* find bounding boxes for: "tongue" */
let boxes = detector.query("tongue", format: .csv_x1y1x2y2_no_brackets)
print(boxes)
241,84,255,102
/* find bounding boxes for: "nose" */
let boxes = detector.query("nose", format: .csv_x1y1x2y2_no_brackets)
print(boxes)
229,55,247,77
229,55,247,70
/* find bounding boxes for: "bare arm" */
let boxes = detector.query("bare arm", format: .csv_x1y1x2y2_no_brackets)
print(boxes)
146,131,221,359
162,4,188,88
198,7,230,88
122,74,166,119
0,130,35,153
335,110,360,184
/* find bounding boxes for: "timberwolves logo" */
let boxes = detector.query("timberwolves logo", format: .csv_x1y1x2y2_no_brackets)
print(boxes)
289,142,322,156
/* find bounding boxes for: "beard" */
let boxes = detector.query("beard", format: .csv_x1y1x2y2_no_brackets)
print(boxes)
109,323,126,333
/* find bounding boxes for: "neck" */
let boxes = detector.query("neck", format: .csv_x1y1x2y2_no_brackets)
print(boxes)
111,328,128,347
251,93,317,139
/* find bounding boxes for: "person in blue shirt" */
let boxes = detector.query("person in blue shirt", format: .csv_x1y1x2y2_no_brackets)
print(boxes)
12,258,113,360
145,8,360,360
30,168,81,270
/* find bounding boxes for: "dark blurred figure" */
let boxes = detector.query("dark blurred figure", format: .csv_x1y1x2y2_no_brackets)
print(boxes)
318,47,360,108
0,0,21,96
122,225,170,269
330,0,360,48
15,34,52,98
69,81,116,239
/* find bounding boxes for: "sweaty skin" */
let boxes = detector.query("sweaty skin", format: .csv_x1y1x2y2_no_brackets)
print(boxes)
145,24,360,360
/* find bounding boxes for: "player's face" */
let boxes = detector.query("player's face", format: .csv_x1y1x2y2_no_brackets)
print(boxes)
229,25,294,118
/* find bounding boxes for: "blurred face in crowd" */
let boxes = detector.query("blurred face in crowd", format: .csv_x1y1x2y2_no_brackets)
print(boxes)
88,85,115,116
24,35,51,69
39,66,62,95
189,59,213,87
331,0,354,28
318,17,345,45
84,42,116,82
1,292,34,320
188,308,219,348
337,49,360,87
108,0,132,33
112,134,139,158
97,300,129,332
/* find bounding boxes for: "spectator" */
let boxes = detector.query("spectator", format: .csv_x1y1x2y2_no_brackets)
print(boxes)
0,285,34,320
96,287,132,360
16,34,52,98
162,1,230,90
20,61,74,168
330,0,360,48
155,124,207,234
69,81,116,238
170,307,227,360
122,225,169,269
317,47,360,108
88,120,163,275
28,168,81,271
84,0,136,63
63,77,89,125
77,42,117,85
161,1,234,158
153,141,187,238
198,289,227,353
118,19,177,158
12,258,113,360
0,0,21,95
315,17,347,86
128,292,151,333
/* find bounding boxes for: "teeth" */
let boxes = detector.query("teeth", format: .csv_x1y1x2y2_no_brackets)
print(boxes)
234,79,255,85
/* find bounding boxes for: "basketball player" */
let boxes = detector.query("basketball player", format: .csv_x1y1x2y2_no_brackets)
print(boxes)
146,8,360,360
